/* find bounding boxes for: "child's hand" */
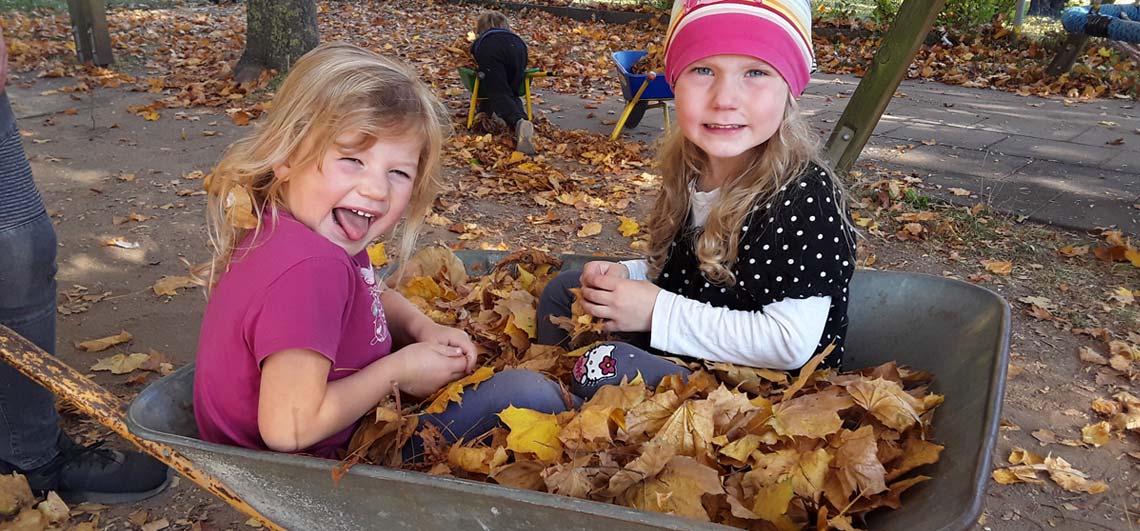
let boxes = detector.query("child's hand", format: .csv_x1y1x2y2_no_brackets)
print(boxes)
389,342,472,398
580,261,629,286
579,276,661,333
417,323,478,373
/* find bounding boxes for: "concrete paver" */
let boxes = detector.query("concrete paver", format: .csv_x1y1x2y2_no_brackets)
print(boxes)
536,73,1139,235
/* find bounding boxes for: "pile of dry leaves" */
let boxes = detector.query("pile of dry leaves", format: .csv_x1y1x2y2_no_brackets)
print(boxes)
343,247,945,530
0,474,71,531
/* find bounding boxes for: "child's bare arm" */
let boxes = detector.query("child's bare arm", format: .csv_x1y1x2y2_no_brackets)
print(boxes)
257,343,468,453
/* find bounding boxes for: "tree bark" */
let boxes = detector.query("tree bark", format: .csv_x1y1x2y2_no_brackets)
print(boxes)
233,0,319,83
1027,0,1065,18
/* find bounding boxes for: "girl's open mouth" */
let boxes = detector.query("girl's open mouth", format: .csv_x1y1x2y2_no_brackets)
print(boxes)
332,207,375,241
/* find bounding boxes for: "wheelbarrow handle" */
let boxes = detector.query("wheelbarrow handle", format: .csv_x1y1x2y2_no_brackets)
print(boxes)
0,324,284,531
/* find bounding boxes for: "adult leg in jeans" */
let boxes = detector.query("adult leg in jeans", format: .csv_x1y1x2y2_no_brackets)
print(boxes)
0,94,170,503
0,213,62,471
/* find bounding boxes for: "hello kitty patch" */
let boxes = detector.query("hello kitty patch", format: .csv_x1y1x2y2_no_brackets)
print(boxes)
360,267,389,346
573,344,619,386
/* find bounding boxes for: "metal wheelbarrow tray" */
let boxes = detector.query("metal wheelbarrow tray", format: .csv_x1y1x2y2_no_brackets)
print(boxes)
127,251,1010,531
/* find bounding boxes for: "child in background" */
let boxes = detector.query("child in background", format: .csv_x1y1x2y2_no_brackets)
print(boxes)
536,0,857,398
193,43,567,459
470,10,537,155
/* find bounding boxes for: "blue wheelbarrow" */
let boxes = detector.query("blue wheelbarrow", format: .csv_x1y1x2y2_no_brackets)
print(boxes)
610,50,674,140
0,251,1009,531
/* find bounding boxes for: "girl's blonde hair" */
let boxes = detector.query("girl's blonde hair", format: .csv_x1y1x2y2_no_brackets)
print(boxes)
475,11,510,35
200,42,451,290
646,97,849,285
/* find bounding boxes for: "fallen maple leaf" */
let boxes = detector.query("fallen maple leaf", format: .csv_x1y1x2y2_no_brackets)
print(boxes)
577,222,602,238
91,352,150,374
1080,421,1111,447
981,259,1013,276
499,406,562,462
152,275,197,296
617,216,639,237
75,330,133,352
424,366,495,414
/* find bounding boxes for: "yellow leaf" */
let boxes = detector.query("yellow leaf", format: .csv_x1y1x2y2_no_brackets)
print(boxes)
507,151,526,164
1125,248,1140,268
91,352,150,374
75,330,133,352
751,478,797,530
448,444,495,475
499,406,563,462
403,277,443,301
142,109,160,121
992,465,1042,484
577,222,602,238
152,275,197,296
1058,244,1088,257
424,367,495,414
367,242,388,268
617,216,640,237
718,434,762,464
1081,421,1112,447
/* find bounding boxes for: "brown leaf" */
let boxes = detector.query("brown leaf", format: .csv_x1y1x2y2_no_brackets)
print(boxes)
91,352,150,374
769,387,854,438
981,259,1013,276
75,330,133,352
833,426,888,496
845,378,924,431
152,275,197,296
619,455,724,521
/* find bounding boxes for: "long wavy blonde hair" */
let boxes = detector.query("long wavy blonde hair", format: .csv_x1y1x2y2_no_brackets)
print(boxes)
646,97,847,285
199,42,451,291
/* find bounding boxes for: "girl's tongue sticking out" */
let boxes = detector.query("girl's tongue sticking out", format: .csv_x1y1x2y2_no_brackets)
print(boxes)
333,207,373,241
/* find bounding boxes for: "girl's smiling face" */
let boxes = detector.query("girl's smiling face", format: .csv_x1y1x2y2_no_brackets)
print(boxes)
276,130,422,255
673,54,789,183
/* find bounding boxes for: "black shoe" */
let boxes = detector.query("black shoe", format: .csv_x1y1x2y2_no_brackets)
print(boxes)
0,434,171,504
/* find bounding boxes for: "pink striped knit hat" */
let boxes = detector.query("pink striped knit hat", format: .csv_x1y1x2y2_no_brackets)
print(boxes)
664,0,814,97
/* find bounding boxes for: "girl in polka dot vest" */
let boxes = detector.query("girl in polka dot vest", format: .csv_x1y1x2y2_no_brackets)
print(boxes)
536,0,857,395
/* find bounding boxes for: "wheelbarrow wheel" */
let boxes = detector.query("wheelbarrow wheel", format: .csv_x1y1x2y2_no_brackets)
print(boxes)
624,100,649,129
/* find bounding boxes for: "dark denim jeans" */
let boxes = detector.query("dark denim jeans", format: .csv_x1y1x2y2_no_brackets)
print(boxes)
0,194,61,470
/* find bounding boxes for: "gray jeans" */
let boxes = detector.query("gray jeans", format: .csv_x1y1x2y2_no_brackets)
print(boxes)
0,126,61,470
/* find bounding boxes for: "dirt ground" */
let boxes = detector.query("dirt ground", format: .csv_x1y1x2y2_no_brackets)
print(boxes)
1,5,1138,531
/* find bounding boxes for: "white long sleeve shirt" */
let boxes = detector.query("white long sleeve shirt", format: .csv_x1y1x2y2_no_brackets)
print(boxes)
620,186,830,370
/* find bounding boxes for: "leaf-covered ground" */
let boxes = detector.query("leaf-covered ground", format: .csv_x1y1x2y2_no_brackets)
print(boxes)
0,1,1137,530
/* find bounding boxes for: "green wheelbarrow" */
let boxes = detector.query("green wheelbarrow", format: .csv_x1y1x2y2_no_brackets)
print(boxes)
459,67,551,129
1,251,1009,530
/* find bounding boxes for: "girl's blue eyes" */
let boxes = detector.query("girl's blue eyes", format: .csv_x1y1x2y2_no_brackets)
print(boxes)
690,67,769,77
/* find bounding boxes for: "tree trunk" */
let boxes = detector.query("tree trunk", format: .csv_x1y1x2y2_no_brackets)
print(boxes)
1027,0,1065,18
233,0,319,83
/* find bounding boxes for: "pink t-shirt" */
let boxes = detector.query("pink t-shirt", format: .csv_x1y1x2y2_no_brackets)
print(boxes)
193,211,392,459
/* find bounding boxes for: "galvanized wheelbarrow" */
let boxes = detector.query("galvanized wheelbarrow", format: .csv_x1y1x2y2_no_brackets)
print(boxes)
0,251,1010,531
610,50,674,140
